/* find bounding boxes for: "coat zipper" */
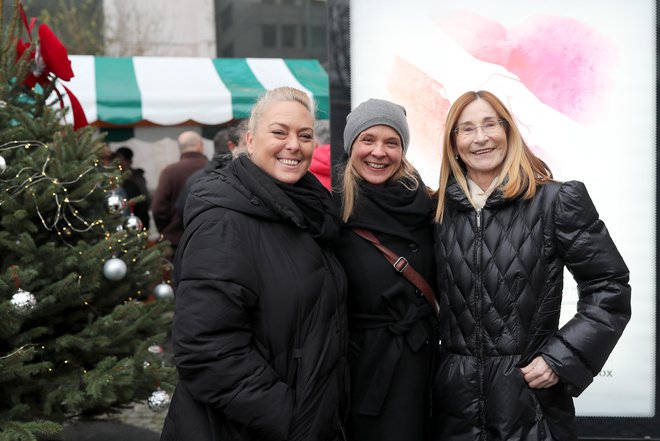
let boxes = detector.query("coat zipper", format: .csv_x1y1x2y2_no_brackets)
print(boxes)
474,208,487,440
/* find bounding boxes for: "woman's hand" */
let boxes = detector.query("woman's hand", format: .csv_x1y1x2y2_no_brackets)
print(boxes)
521,355,559,389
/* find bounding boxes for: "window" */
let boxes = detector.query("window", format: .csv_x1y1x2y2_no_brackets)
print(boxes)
300,24,307,48
262,24,277,47
220,42,234,57
219,4,233,29
311,25,326,48
282,25,297,48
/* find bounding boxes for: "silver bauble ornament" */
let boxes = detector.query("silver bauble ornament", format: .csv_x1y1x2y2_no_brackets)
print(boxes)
105,191,126,214
0,155,6,175
103,257,127,281
147,388,171,412
154,283,174,300
0,100,6,108
123,214,143,232
10,289,37,313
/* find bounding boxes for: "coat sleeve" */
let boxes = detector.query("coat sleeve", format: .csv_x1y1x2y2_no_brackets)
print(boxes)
150,167,174,232
172,211,294,440
540,181,631,397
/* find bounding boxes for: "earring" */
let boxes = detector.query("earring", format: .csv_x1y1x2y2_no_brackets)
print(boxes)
454,154,459,160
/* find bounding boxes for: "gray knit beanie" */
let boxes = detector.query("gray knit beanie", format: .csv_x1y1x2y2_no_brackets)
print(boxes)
343,98,410,155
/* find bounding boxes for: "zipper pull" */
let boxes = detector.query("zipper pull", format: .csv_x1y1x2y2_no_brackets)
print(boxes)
476,208,481,229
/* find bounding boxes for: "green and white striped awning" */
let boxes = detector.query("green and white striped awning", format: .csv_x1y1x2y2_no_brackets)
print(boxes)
66,55,329,127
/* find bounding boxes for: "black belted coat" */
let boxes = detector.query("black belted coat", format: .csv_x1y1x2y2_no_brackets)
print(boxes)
333,180,438,441
161,157,348,441
432,179,631,441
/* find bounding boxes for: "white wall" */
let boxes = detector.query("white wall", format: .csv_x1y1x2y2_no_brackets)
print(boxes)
107,127,215,194
103,0,216,57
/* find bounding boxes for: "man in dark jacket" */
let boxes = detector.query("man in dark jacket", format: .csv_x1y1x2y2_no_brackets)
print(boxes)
175,122,241,217
150,131,208,256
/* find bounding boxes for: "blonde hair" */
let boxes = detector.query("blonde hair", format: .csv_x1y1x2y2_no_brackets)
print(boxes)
338,155,420,222
434,90,552,223
247,87,316,135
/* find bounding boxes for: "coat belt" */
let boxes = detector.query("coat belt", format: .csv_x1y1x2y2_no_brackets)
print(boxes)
350,303,433,416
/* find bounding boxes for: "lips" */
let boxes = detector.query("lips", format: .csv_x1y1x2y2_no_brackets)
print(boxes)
472,148,495,156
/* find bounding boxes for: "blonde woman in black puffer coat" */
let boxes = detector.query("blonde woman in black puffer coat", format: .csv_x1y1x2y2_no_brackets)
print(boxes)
432,90,631,441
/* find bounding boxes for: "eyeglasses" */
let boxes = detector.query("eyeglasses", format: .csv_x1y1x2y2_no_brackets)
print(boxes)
453,120,505,139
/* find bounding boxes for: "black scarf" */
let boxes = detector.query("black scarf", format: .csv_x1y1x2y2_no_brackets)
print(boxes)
232,155,340,243
346,177,435,239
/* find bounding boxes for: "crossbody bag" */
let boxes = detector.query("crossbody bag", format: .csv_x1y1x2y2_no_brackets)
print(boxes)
352,228,440,316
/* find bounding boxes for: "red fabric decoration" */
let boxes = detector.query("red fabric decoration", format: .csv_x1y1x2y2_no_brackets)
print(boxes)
38,25,74,81
14,3,87,130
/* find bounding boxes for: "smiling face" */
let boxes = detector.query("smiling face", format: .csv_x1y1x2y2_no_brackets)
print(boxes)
454,98,508,190
246,100,315,184
349,125,403,185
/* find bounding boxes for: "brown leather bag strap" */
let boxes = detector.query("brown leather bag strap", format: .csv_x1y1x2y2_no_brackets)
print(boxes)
352,228,440,316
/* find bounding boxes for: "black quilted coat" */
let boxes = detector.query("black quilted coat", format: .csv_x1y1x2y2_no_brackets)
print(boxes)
160,157,348,441
432,179,631,441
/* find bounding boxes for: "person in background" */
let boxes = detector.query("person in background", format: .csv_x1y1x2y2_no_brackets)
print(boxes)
333,98,438,441
309,119,332,191
115,146,150,230
175,122,242,217
432,90,631,441
150,131,208,257
160,87,348,441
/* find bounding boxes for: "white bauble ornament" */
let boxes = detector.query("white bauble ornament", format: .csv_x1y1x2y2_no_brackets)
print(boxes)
123,214,143,232
148,345,164,354
0,155,6,175
103,258,127,281
154,283,174,300
147,388,171,412
10,289,37,313
105,191,126,214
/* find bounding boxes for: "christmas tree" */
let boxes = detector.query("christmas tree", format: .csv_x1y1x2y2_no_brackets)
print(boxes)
0,1,176,439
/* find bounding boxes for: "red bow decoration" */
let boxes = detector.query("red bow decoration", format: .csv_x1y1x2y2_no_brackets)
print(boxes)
15,3,88,130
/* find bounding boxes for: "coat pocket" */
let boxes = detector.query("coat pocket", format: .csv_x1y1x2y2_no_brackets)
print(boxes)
286,348,303,403
532,385,577,441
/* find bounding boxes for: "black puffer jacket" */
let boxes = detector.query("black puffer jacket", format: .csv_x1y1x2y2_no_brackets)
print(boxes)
161,157,348,441
432,179,631,441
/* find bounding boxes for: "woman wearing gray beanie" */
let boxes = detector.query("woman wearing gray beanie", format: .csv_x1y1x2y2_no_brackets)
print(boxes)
333,98,439,441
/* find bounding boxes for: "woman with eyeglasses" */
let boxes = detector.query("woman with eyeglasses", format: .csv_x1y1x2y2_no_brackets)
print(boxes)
431,90,631,441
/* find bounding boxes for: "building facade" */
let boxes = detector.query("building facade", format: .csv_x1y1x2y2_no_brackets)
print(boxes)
215,0,328,67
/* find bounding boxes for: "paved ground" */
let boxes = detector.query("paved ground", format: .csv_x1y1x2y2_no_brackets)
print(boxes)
115,401,167,434
61,401,167,440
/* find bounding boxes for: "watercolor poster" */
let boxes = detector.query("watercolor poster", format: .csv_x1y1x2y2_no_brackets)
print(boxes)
349,0,656,416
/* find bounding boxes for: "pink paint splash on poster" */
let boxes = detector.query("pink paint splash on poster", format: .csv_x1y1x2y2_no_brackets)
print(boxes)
437,12,616,125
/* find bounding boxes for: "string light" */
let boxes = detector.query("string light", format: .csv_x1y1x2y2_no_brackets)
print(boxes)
0,344,36,360
0,140,118,242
